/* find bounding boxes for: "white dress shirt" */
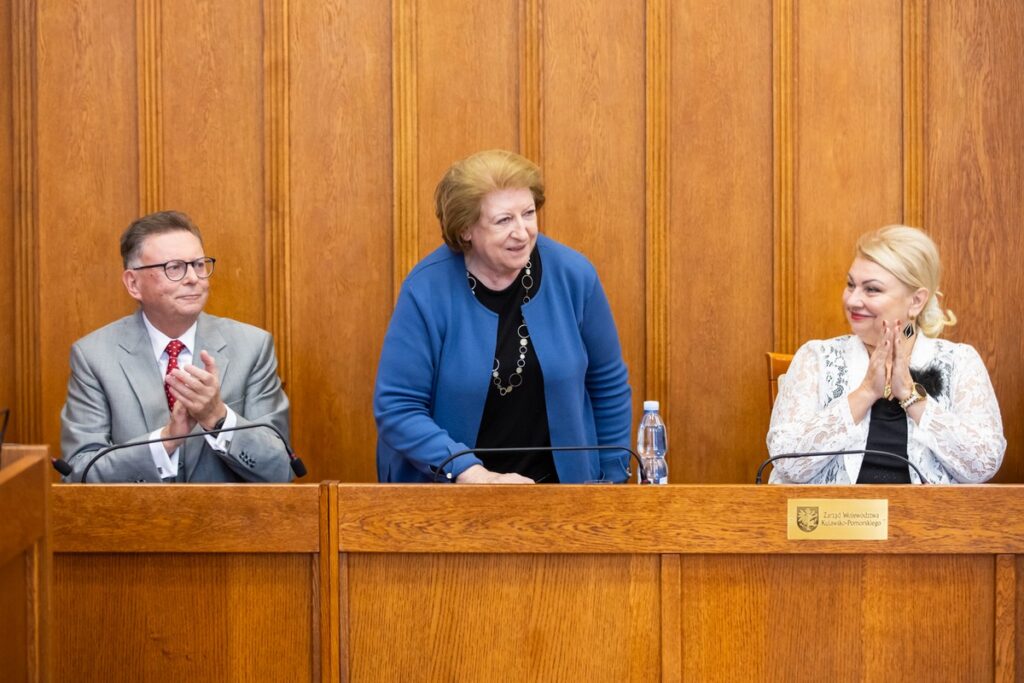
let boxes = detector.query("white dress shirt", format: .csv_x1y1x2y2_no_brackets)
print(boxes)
142,313,237,479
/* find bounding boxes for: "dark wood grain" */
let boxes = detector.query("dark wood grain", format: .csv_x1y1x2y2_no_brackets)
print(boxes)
52,484,320,553
335,484,1024,554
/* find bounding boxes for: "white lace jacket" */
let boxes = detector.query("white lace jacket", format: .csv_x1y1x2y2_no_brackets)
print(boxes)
767,334,1005,484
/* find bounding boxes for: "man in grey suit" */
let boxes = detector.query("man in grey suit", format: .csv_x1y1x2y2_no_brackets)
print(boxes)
60,211,292,482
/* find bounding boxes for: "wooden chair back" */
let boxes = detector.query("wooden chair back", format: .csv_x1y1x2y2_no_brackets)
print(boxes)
766,352,794,409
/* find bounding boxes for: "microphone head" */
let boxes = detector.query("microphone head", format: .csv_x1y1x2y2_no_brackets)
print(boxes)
51,458,73,476
289,456,307,478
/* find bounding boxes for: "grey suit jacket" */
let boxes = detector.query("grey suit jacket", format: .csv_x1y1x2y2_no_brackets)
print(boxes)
60,310,292,483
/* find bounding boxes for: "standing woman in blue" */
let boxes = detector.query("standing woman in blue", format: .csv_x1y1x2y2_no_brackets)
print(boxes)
374,150,632,483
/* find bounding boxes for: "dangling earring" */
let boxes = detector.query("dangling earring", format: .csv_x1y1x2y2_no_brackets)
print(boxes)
902,318,915,339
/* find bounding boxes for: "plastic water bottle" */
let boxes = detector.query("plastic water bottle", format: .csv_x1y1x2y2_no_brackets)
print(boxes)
637,400,668,485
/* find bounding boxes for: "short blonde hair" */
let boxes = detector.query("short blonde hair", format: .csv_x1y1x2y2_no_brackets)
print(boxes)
856,225,957,336
434,150,545,252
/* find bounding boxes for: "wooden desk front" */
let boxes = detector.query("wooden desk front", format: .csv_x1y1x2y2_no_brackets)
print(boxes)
0,452,50,683
52,484,1024,681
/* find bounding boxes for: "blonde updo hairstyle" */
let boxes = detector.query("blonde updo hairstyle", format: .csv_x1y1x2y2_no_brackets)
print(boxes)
434,149,545,253
856,225,957,337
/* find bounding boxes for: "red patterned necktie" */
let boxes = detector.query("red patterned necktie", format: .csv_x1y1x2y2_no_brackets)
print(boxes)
164,340,186,410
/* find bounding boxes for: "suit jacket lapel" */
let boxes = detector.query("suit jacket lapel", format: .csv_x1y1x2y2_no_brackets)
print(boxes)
184,314,229,482
118,310,169,433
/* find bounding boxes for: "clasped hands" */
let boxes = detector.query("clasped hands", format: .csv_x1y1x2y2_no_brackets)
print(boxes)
161,349,228,452
860,319,916,403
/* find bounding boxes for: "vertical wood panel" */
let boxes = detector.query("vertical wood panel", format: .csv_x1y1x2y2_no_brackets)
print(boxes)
12,0,40,443
542,1,646,431
289,0,392,482
773,0,797,354
346,553,659,680
680,554,994,680
994,554,1016,682
518,0,543,165
414,0,519,260
0,0,15,428
137,0,162,213
392,0,418,294
36,0,139,450
53,554,315,681
926,1,1024,483
669,0,773,483
645,0,670,419
160,0,264,328
264,0,292,385
902,0,927,228
794,0,904,345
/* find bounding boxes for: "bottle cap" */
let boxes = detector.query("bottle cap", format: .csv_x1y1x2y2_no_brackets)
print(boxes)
643,400,660,411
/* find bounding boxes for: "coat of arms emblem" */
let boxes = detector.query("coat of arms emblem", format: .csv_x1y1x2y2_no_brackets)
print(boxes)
796,506,819,532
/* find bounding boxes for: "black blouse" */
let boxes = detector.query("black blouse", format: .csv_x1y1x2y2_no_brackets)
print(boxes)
468,247,558,483
857,398,911,484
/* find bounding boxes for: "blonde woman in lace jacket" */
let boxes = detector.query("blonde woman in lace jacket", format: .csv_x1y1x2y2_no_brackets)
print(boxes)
768,225,1005,484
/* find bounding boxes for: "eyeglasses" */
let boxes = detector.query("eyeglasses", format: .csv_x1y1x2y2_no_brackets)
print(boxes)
131,257,216,281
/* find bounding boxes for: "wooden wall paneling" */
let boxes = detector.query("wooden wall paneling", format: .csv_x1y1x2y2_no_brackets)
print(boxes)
35,0,139,452
668,0,773,483
519,0,543,165
925,2,1024,483
12,0,40,444
288,0,392,482
902,0,926,228
413,0,519,260
793,0,904,344
0,0,14,429
392,0,418,297
345,553,659,680
645,0,670,422
263,0,291,387
541,1,646,437
773,0,797,355
159,0,264,329
137,0,162,213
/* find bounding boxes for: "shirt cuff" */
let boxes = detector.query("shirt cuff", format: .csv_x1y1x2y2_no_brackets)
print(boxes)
203,407,237,453
149,428,179,479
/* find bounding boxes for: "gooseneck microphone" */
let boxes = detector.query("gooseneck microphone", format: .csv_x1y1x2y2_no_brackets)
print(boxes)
67,422,306,483
431,445,643,483
754,449,929,485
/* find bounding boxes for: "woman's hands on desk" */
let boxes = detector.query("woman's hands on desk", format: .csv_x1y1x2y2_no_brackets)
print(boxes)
456,464,534,484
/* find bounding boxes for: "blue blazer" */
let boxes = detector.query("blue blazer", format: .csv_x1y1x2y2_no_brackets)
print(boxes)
374,234,632,483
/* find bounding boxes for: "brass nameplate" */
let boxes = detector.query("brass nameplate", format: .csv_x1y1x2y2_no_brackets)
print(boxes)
787,499,888,540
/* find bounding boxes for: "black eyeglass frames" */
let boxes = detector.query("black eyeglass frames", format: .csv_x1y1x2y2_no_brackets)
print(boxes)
130,257,216,281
